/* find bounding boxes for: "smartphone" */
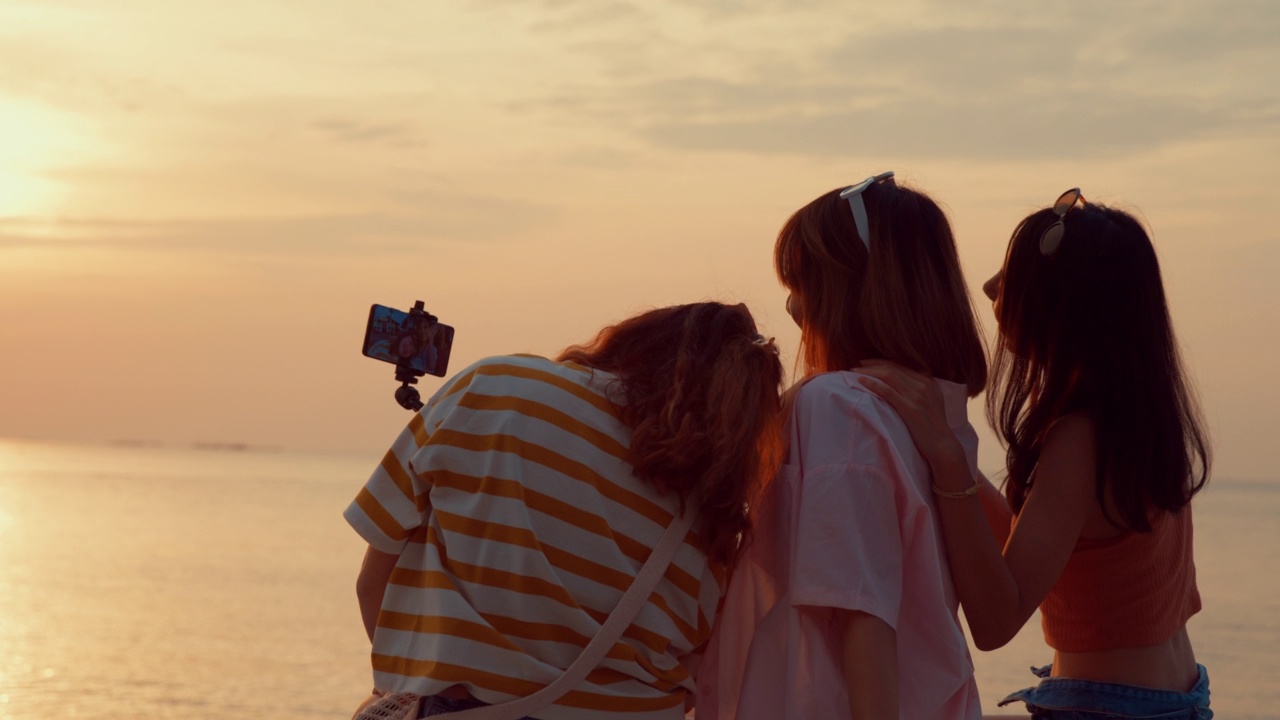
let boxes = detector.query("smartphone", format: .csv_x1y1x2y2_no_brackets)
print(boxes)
362,304,455,377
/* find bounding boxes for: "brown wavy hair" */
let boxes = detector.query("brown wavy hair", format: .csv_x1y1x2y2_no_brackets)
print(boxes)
558,302,785,563
776,182,987,395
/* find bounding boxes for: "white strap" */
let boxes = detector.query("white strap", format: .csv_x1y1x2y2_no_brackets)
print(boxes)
447,505,698,720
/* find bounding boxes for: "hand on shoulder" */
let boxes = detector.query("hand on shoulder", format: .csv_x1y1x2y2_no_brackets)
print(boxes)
853,359,964,467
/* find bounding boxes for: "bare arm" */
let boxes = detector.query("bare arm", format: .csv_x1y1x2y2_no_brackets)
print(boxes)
977,471,1013,549
858,361,1096,650
923,424,1094,648
356,545,400,642
839,610,898,720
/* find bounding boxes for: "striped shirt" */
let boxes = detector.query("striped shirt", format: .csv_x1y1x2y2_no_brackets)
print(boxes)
344,355,725,720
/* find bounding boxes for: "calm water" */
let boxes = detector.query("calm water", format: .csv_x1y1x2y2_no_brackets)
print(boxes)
0,439,1273,718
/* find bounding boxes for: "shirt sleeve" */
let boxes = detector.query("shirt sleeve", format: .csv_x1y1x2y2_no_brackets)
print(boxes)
788,461,905,629
781,376,916,628
343,362,478,554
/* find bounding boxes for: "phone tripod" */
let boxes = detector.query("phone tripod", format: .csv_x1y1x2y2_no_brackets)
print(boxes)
392,300,436,411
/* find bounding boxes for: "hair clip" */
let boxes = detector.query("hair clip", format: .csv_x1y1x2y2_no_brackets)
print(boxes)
752,334,780,355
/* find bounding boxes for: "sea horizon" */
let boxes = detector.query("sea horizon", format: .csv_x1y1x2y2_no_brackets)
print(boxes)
0,437,1272,718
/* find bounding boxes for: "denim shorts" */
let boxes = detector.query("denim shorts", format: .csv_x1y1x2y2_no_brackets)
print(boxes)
997,664,1213,719
417,694,535,719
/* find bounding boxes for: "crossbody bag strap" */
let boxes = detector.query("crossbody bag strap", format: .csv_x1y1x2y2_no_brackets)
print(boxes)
448,505,698,720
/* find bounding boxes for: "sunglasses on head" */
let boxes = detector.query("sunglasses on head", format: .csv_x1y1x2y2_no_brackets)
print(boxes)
1039,187,1086,256
839,171,895,252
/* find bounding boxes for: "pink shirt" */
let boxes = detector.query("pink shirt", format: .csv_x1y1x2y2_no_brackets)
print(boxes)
695,371,983,720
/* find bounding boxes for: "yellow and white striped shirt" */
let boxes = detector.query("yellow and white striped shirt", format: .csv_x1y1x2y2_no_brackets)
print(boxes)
344,355,725,720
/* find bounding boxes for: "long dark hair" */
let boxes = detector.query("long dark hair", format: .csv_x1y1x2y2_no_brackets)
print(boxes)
558,302,785,563
989,201,1211,531
775,182,987,395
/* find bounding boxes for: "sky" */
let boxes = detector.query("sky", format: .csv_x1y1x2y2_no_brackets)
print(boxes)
0,0,1277,480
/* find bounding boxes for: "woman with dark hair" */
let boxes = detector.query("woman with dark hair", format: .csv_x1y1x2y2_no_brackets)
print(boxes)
698,173,991,720
346,301,785,719
861,189,1213,718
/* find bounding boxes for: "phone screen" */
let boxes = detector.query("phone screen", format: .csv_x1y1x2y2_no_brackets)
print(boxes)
362,304,455,377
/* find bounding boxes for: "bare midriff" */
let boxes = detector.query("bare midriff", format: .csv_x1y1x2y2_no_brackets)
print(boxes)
1051,626,1199,691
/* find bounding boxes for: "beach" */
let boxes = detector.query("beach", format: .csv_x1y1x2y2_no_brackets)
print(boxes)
0,438,1272,718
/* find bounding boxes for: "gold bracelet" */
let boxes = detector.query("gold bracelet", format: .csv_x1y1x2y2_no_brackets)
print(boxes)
932,477,980,499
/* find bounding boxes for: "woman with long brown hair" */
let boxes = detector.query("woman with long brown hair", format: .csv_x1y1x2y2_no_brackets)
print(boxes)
345,301,784,719
698,173,990,720
860,190,1213,718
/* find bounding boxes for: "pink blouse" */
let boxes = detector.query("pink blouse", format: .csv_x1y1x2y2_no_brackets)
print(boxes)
695,371,983,720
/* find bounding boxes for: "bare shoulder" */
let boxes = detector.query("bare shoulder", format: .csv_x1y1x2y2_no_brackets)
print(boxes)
1043,413,1097,457
1035,412,1097,497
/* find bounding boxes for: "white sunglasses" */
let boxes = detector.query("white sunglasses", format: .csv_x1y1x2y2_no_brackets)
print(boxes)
1039,187,1086,256
838,171,895,252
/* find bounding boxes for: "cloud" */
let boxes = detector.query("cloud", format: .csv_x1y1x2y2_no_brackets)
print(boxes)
554,144,636,168
510,0,1279,160
1129,0,1280,61
529,68,1232,160
311,118,426,148
632,88,1225,160
0,192,557,257
525,1,648,32
0,20,195,115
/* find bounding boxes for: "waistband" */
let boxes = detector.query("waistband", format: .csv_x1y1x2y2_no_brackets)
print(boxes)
997,663,1213,719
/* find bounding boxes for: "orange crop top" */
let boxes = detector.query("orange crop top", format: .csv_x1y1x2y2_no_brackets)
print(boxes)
1040,506,1201,652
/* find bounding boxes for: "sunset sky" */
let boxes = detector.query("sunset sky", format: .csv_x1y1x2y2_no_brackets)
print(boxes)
1,0,1276,479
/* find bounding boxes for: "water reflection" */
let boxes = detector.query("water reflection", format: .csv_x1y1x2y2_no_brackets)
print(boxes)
0,439,1273,719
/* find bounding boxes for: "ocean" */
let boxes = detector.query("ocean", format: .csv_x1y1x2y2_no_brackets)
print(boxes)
0,439,1273,718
